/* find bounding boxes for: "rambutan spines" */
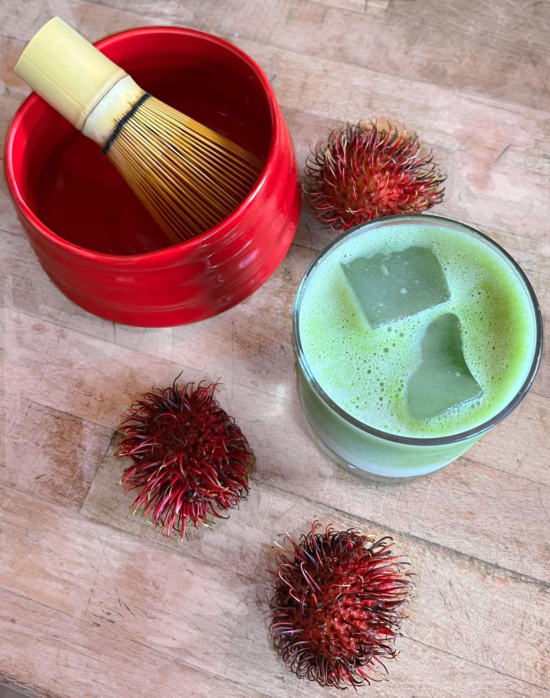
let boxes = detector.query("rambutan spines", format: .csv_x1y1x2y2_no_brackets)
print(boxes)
115,380,253,539
304,121,445,232
269,523,412,689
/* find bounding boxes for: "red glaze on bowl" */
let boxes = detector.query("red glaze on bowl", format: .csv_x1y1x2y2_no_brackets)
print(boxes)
5,26,300,326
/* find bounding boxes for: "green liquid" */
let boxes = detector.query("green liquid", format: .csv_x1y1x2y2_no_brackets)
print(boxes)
299,223,537,439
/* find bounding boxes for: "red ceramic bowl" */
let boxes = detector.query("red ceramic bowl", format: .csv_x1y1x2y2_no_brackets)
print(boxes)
5,26,300,326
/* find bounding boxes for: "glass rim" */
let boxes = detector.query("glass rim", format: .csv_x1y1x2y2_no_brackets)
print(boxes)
292,213,544,446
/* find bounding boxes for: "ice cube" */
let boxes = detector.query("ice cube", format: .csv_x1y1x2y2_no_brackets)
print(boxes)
341,246,450,328
408,313,484,420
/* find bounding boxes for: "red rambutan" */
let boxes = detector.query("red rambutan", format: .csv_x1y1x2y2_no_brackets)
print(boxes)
304,120,445,232
115,379,253,539
269,522,413,689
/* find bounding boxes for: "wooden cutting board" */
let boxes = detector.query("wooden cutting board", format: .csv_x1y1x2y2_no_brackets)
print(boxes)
1,1,549,696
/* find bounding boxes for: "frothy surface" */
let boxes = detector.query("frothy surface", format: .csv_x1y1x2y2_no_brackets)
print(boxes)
298,222,537,438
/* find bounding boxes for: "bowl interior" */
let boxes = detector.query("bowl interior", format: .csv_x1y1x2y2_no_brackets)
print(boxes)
11,29,273,255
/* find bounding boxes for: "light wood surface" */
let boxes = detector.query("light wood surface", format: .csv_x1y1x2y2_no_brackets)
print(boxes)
1,1,549,697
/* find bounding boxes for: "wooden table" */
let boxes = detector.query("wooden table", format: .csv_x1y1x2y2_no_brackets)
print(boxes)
1,1,549,696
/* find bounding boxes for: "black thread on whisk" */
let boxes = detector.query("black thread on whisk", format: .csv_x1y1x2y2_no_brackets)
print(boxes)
102,93,152,155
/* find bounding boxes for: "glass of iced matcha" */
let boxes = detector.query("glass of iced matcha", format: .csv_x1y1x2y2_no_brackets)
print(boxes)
293,215,542,480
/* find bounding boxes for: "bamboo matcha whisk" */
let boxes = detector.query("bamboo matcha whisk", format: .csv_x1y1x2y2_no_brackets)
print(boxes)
15,17,263,245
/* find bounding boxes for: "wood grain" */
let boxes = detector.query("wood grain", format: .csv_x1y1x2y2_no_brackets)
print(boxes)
3,308,550,583
0,392,111,507
1,0,549,696
82,0,550,111
0,590,271,698
3,589,547,698
1,482,549,692
81,451,550,688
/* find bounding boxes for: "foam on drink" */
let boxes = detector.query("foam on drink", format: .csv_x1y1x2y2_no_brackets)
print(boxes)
299,222,537,438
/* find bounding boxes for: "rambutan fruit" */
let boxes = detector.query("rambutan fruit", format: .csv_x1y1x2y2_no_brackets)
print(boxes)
269,522,412,689
304,120,445,232
115,379,253,539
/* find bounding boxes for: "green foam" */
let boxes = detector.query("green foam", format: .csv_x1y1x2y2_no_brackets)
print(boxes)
299,223,537,438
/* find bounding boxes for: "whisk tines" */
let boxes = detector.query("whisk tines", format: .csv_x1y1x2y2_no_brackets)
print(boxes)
106,97,264,244
14,17,264,246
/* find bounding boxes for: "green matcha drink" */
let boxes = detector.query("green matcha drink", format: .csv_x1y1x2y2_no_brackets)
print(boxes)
293,215,542,478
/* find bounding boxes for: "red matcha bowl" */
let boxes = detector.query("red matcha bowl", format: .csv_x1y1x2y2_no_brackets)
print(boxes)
5,26,300,326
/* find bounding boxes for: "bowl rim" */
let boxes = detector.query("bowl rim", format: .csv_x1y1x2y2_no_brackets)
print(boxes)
4,25,280,264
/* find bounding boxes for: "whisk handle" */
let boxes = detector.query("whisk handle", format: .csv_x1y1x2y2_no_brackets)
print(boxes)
15,17,128,132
